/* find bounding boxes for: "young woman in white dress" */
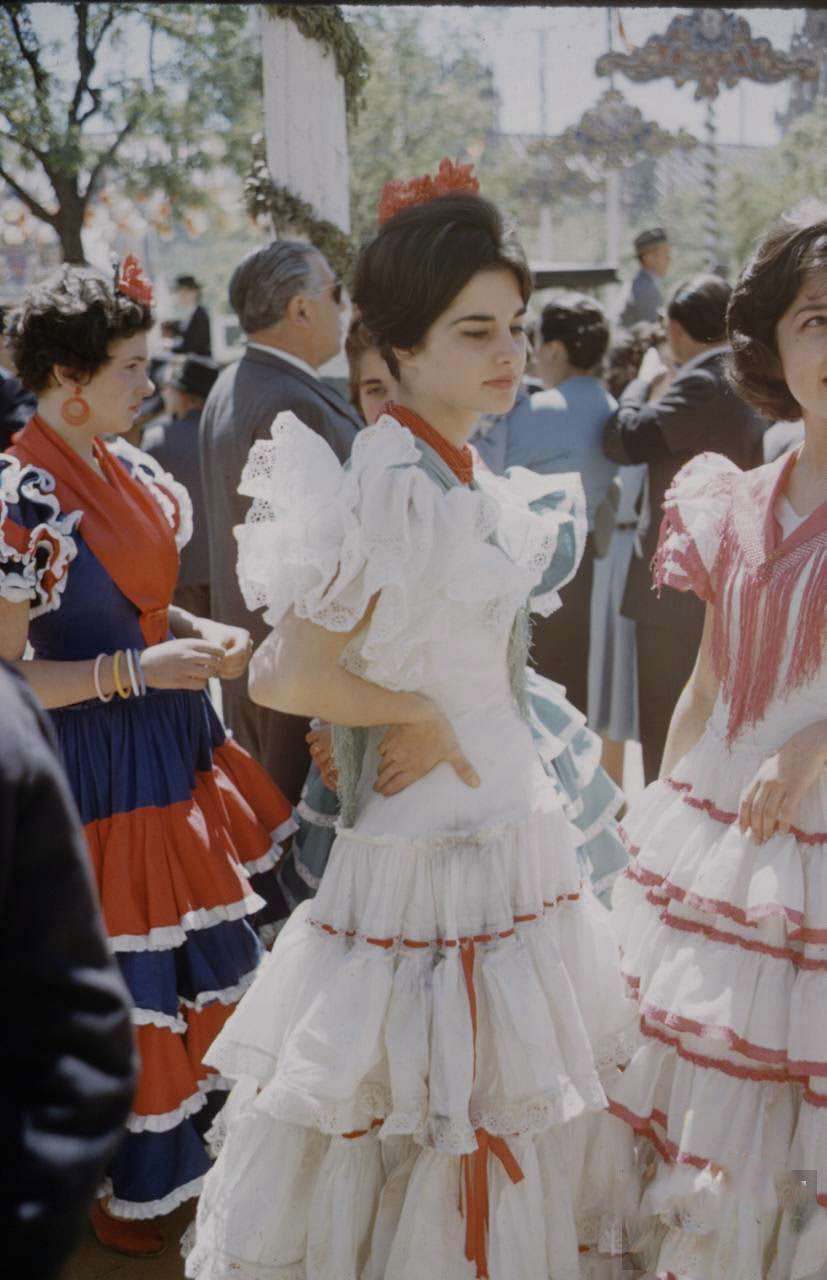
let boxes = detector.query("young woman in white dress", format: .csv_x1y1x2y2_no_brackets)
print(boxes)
186,164,638,1280
610,209,827,1278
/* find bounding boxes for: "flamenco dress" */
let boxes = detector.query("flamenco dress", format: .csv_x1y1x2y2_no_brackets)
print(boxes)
608,450,827,1279
186,407,639,1280
290,409,628,911
0,415,297,1219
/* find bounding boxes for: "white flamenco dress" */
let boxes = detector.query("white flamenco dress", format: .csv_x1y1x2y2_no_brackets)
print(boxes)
609,451,827,1280
185,412,638,1280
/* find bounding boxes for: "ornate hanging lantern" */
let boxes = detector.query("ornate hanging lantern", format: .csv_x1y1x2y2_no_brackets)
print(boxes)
595,8,819,267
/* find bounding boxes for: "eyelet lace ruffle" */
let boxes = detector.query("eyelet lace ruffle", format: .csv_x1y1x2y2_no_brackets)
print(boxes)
107,436,194,551
236,412,588,695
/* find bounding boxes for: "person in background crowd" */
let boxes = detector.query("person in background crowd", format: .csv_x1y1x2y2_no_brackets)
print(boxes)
171,274,212,357
142,353,220,621
618,227,670,327
603,273,766,782
0,258,297,1255
345,314,399,424
0,658,136,1279
0,303,37,449
587,324,662,788
505,293,617,716
200,241,361,805
287,318,400,907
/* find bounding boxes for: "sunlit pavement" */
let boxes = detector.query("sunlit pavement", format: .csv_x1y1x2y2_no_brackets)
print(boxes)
62,1202,194,1279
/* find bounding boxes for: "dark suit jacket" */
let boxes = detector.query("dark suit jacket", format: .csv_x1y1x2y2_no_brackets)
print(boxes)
0,661,136,1277
200,347,361,800
603,349,765,626
173,303,212,357
0,368,36,450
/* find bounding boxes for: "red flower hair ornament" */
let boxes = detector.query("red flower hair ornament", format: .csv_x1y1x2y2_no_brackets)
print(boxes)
377,157,480,227
115,254,154,307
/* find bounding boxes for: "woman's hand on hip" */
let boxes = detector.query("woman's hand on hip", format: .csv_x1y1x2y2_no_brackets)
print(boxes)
374,712,481,797
193,618,254,679
307,724,338,792
140,638,227,691
738,720,827,844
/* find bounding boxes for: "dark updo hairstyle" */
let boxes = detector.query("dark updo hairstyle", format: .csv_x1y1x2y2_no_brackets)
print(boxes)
727,206,827,422
8,264,153,393
352,194,532,380
604,319,665,399
539,293,610,371
666,273,730,345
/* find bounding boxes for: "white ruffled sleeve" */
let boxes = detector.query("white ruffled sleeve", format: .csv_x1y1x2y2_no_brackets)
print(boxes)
652,451,740,603
236,412,447,633
473,465,587,617
106,437,193,552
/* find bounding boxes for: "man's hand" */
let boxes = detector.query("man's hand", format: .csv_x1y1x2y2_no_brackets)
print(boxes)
374,714,480,797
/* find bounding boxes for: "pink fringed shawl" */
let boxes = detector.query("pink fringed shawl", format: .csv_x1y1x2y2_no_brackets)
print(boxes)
655,449,827,745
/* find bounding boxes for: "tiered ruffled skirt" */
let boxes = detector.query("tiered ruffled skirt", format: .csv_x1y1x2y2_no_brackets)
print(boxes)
52,687,296,1217
609,722,827,1280
186,799,639,1279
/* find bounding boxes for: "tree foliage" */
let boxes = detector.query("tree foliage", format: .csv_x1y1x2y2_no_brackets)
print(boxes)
720,108,827,270
346,9,534,246
0,3,261,262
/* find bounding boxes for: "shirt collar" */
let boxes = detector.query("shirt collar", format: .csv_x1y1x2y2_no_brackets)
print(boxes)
245,342,319,381
679,343,730,376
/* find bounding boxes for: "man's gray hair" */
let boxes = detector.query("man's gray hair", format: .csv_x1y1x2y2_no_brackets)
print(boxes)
229,240,321,334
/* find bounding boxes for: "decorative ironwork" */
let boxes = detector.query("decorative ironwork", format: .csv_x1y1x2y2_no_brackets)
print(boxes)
596,8,819,101
595,8,820,267
551,88,697,169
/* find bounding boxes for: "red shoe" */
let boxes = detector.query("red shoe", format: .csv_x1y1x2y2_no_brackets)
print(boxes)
89,1197,166,1257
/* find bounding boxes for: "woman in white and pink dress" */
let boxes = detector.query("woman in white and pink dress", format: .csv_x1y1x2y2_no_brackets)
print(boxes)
610,209,827,1278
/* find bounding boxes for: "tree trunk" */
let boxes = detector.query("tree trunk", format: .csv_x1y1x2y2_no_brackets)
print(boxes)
51,180,88,264
54,208,87,264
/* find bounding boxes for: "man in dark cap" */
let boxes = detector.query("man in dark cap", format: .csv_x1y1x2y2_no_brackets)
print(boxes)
171,274,212,356
619,228,670,327
142,354,220,619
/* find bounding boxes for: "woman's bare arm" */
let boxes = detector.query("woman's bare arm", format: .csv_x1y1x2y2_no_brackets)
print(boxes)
659,604,720,779
249,604,434,729
249,607,480,788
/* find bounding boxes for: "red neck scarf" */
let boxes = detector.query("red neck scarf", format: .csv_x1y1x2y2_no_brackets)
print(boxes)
709,448,827,743
11,414,179,645
385,402,474,486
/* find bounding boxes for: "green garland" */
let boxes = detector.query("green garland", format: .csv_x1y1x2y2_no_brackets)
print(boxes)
244,143,355,281
264,4,369,116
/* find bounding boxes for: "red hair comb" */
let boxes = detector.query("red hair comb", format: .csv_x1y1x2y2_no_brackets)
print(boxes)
377,157,480,227
116,254,154,306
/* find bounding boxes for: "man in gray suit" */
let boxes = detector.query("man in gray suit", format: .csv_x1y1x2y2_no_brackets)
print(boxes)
618,227,670,327
200,241,361,803
604,273,765,782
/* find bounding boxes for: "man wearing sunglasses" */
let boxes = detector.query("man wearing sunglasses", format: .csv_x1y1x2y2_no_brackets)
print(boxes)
200,242,361,805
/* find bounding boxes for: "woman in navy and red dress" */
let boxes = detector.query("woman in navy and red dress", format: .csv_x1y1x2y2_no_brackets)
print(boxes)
0,258,296,1255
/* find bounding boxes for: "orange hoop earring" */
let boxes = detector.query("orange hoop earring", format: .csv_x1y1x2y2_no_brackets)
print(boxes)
61,386,91,426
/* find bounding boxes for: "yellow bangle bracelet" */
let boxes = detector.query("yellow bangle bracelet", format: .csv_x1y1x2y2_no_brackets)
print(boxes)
112,649,130,699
